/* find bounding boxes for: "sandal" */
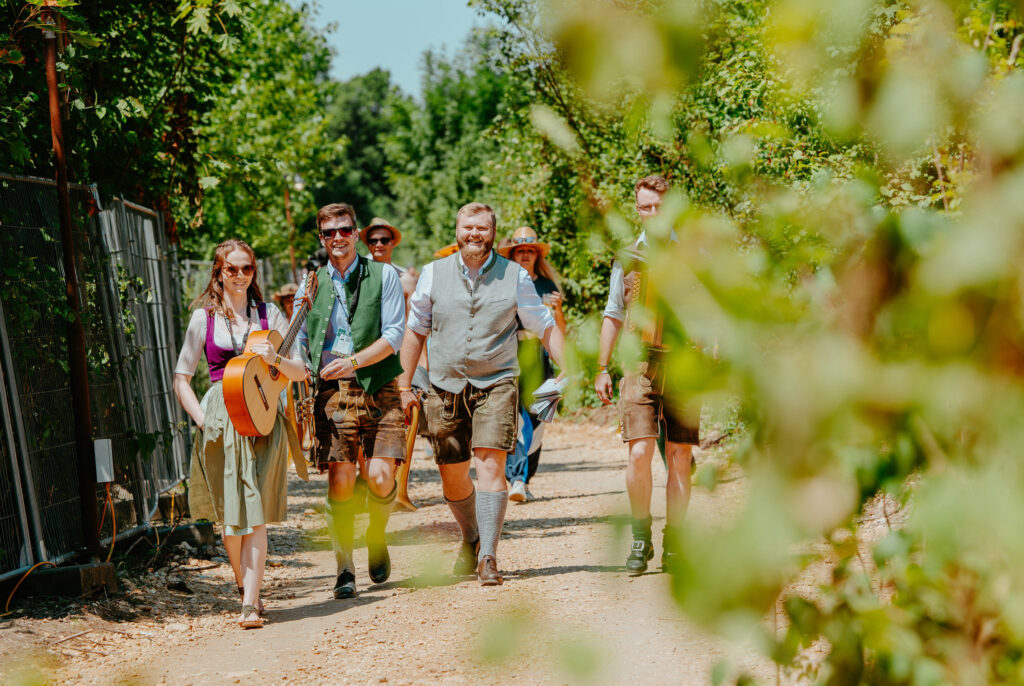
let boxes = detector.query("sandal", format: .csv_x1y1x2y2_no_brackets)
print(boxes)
238,586,266,617
238,604,264,629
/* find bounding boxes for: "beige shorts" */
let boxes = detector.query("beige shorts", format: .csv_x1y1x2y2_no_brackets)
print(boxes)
619,357,699,446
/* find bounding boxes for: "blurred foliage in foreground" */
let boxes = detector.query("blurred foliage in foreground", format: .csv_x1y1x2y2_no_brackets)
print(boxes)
509,0,1024,682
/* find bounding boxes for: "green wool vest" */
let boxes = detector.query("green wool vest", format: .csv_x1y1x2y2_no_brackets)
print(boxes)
306,257,403,395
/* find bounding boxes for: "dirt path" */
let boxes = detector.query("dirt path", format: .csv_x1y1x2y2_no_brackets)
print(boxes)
2,421,775,685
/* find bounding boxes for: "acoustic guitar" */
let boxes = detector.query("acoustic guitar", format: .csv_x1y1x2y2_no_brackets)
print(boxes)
223,271,319,436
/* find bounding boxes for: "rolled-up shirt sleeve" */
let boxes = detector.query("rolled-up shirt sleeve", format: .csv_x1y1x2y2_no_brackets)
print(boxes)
406,263,434,336
380,265,406,353
602,260,626,322
516,267,556,337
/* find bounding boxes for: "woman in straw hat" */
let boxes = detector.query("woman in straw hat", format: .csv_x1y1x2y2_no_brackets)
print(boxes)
497,227,567,502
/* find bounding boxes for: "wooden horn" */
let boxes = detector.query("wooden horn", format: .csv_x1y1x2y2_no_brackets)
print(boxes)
394,404,419,512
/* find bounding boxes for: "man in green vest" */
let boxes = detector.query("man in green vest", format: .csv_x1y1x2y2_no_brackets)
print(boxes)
293,202,407,599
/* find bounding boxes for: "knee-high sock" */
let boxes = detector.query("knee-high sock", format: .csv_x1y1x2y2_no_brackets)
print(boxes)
445,488,478,544
366,482,396,542
476,490,508,559
327,496,357,573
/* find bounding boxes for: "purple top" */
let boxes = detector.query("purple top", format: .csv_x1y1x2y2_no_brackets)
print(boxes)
204,302,268,382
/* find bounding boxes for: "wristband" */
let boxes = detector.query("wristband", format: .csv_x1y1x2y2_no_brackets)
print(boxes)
349,355,360,369
398,386,413,392
598,365,609,374
273,354,282,367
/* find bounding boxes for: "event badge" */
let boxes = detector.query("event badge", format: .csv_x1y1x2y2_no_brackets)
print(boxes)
331,329,354,357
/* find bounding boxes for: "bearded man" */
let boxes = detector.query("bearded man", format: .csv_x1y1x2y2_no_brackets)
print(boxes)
397,202,565,585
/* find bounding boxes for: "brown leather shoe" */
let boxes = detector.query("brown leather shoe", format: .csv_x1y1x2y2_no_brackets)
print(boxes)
476,555,503,586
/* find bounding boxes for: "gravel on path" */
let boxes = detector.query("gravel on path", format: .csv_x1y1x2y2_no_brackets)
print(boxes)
1,420,774,685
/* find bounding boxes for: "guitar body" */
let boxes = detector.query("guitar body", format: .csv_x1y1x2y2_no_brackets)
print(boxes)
223,329,288,436
221,270,319,438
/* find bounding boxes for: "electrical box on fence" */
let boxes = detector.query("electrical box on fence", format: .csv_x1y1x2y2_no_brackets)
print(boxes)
95,438,114,483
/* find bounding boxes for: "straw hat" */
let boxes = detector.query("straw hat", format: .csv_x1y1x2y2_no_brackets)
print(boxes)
360,217,402,247
272,283,298,302
434,243,459,259
497,227,550,259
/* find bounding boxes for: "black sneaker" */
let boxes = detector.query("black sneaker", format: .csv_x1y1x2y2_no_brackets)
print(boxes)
332,569,356,599
625,539,654,575
367,534,391,584
662,526,681,574
661,549,680,574
453,538,479,576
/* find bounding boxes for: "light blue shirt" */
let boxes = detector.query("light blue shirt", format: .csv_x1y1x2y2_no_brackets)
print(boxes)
602,229,678,322
293,258,405,376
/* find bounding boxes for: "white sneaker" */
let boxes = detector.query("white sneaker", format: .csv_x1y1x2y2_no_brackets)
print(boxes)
509,480,526,502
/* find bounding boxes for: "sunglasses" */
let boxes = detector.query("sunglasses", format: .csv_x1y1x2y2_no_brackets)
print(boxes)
511,236,538,245
367,237,393,246
222,264,255,277
320,226,355,240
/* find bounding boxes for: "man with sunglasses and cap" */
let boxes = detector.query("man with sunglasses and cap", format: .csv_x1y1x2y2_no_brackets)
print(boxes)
293,202,407,599
361,217,417,304
398,202,566,586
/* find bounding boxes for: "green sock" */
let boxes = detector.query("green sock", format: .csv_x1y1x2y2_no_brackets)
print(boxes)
631,516,653,543
366,482,397,542
327,496,357,573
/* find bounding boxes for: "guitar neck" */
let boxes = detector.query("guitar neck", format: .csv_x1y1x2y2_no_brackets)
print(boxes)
279,299,311,356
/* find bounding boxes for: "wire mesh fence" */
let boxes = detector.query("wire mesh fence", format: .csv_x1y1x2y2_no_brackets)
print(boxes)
0,174,187,580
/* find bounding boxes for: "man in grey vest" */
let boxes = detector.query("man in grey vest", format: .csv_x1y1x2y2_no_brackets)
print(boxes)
398,202,565,586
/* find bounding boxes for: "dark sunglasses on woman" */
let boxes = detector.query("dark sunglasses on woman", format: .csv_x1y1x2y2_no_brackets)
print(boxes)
367,237,392,246
222,264,255,277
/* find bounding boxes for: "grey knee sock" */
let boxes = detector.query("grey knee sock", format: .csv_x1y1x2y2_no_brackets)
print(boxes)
445,488,479,543
327,496,357,573
366,482,396,541
476,490,508,559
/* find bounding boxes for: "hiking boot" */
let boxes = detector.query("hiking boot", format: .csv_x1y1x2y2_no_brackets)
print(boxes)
624,539,654,575
453,538,479,576
332,569,356,599
662,526,681,574
367,534,391,584
661,548,681,574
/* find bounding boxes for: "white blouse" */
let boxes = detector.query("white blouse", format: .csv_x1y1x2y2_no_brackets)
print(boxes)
174,303,296,377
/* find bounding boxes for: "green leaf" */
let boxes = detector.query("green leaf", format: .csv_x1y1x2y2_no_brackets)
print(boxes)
186,6,211,35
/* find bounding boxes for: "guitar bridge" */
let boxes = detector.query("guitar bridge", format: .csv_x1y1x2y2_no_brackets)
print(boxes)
255,376,269,410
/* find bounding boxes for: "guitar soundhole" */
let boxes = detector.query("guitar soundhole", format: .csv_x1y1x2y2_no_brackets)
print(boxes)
269,367,280,382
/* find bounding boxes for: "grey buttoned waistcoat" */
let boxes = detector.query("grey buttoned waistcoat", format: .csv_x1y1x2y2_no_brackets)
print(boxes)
428,252,520,393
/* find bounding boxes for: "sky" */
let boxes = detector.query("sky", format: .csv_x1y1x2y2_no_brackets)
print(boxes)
314,0,485,98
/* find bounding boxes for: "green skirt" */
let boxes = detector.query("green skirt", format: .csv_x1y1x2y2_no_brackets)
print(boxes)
188,382,291,532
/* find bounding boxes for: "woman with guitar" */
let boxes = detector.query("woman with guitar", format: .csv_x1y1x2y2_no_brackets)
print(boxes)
173,239,307,629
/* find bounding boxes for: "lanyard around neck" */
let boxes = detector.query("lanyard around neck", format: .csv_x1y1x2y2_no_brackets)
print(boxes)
224,301,253,355
331,260,362,321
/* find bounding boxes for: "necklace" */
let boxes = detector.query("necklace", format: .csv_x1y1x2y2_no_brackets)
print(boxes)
223,301,254,355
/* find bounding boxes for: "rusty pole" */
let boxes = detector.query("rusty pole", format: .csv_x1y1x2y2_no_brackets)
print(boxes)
284,186,298,283
44,10,100,558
